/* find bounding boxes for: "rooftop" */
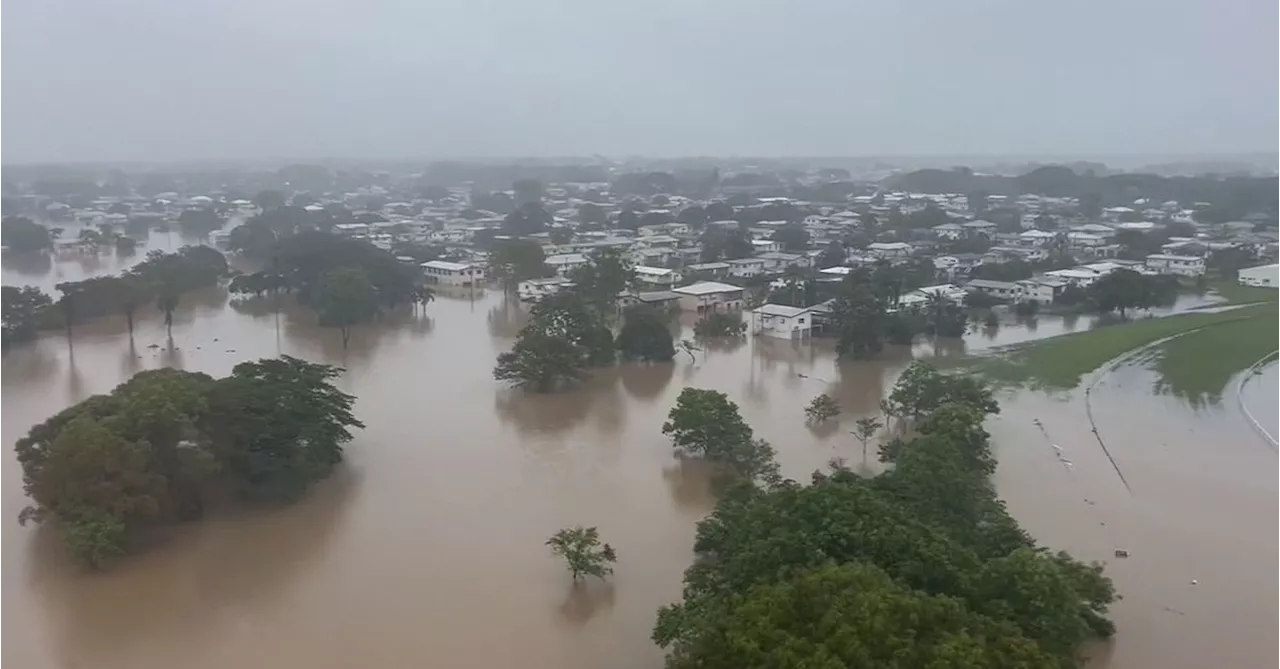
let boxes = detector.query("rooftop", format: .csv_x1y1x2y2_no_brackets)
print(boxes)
421,260,474,272
673,281,743,296
754,303,810,317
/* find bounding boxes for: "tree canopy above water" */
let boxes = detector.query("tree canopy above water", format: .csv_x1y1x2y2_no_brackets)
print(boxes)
15,356,363,566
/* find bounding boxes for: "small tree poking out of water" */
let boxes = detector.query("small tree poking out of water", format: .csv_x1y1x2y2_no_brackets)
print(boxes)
804,393,841,423
547,526,617,581
693,312,746,337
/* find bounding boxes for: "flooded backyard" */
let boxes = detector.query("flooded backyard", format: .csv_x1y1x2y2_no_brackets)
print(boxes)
3,249,1277,669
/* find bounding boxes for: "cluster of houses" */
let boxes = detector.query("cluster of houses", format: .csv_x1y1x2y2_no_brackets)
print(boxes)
9,173,1278,344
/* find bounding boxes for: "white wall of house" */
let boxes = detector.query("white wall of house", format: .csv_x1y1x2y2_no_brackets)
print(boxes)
1144,254,1206,276
1238,263,1279,288
422,261,482,286
752,306,812,339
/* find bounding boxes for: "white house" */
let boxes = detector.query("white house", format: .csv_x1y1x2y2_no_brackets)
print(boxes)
1144,254,1205,277
961,220,998,237
544,253,589,276
750,239,782,254
933,223,964,240
334,223,370,236
634,265,681,287
1238,263,1279,288
756,251,810,272
1044,267,1106,287
672,281,745,313
685,261,731,278
964,279,1020,300
867,242,912,259
727,258,766,278
517,276,574,302
751,304,812,339
421,260,483,286
1018,229,1057,247
1015,277,1067,303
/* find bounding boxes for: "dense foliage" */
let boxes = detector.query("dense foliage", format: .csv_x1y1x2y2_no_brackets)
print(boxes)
692,312,746,338
662,388,779,483
803,393,841,423
2,285,53,348
654,369,1115,668
2,215,54,252
15,357,362,566
568,247,633,306
830,264,967,358
1087,268,1178,318
494,294,615,391
616,306,675,362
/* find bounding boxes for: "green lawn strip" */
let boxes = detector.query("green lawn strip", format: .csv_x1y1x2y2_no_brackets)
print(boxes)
1150,308,1280,405
962,303,1275,390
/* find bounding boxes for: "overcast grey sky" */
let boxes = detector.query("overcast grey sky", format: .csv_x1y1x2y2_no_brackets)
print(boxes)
2,0,1276,163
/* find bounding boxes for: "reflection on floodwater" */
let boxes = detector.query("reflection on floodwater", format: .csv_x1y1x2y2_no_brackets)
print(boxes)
1,251,1275,669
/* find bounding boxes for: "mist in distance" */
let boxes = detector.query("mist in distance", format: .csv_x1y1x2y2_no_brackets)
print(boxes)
3,0,1276,164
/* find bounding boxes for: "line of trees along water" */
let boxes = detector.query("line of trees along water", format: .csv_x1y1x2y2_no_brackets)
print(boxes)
649,363,1116,668
15,357,363,566
2,245,229,349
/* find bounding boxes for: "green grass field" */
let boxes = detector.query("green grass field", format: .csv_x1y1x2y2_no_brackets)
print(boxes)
968,302,1278,392
1207,278,1280,305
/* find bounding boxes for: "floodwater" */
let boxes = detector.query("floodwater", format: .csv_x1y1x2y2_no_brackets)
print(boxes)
3,249,1276,669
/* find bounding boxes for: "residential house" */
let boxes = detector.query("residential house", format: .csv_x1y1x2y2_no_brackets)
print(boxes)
899,284,968,308
867,242,913,259
421,260,483,286
1015,276,1067,303
751,304,812,339
1238,263,1279,288
544,253,589,276
1144,254,1206,277
727,258,766,278
756,251,810,272
618,290,683,309
932,223,964,240
517,277,574,302
634,265,681,287
672,281,745,313
965,279,1020,301
1018,229,1057,247
630,247,674,267
961,220,998,237
750,239,782,254
684,261,731,278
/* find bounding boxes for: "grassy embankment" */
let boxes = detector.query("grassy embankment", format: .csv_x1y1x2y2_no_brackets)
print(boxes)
964,282,1277,397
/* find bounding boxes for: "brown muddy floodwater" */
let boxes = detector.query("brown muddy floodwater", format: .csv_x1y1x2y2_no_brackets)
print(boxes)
3,249,1276,669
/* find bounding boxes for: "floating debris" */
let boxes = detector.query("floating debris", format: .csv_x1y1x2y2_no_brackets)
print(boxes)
1114,549,1130,558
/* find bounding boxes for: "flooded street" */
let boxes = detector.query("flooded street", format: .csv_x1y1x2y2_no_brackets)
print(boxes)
3,254,1276,669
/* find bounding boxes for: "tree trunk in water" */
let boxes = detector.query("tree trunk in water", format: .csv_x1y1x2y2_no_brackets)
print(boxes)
126,312,135,337
341,327,350,349
165,311,173,337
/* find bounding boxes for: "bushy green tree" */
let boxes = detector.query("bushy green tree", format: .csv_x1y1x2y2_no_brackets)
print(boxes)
16,359,363,565
1,215,53,252
803,393,841,423
2,285,53,348
883,362,999,420
662,388,778,482
494,294,614,391
616,307,675,362
547,526,617,581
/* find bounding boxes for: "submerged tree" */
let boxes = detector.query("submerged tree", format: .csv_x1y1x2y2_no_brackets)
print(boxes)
314,267,380,348
882,362,999,421
663,388,778,483
804,393,841,424
852,416,883,462
616,306,675,362
693,312,746,338
2,285,53,349
546,526,617,581
494,294,615,392
16,358,363,565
